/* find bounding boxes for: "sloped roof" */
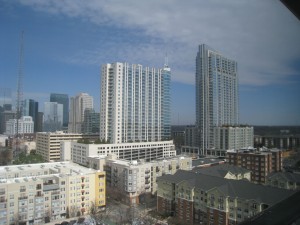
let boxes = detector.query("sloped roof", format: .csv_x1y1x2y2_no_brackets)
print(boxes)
194,164,250,178
267,172,300,183
158,170,295,206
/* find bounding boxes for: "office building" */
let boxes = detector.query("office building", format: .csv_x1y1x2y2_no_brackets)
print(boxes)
0,109,15,135
196,44,239,154
100,62,171,144
68,93,93,133
43,102,63,132
50,93,69,127
22,99,39,132
226,148,283,183
0,162,105,225
36,112,44,132
157,170,294,225
5,116,34,136
36,131,98,162
82,109,100,134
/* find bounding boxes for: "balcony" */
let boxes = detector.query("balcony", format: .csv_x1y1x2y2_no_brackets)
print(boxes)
43,184,59,192
18,196,28,200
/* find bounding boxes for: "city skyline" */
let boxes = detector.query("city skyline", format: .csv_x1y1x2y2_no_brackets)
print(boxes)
1,1,300,126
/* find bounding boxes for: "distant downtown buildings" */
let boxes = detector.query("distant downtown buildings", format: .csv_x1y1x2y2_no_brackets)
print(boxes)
50,93,69,128
43,102,63,132
68,93,94,133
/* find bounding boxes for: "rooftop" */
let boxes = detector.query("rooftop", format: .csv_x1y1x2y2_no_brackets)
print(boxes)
0,161,99,184
194,164,251,178
192,157,225,167
158,170,295,206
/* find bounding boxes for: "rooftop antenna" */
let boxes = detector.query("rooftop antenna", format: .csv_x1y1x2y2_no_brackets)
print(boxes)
164,52,169,68
164,52,170,71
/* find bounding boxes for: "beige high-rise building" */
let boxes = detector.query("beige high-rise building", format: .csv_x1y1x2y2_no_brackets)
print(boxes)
0,162,105,225
68,93,94,133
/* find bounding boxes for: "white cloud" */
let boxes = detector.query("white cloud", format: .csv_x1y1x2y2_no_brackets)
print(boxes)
18,0,300,86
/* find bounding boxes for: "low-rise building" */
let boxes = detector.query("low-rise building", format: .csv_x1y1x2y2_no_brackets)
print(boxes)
157,170,295,225
0,162,105,225
266,172,300,190
87,154,192,205
226,148,282,183
254,134,300,150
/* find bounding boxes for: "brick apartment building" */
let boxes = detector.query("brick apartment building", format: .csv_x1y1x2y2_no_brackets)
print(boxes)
157,170,294,225
226,148,282,183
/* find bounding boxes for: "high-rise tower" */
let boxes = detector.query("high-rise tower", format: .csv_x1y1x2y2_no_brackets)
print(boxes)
68,93,93,133
22,99,38,132
196,44,239,154
43,102,63,132
50,93,69,127
100,62,171,144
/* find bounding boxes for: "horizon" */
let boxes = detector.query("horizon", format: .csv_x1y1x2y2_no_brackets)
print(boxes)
1,1,300,126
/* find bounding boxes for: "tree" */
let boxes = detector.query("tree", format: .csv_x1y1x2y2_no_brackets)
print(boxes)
88,201,112,224
0,148,12,165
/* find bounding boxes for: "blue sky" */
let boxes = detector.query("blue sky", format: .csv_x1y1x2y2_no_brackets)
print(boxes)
0,0,300,125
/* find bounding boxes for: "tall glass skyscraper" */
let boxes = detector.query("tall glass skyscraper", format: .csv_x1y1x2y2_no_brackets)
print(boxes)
196,44,239,154
43,102,63,132
50,93,69,127
100,62,171,144
22,99,39,132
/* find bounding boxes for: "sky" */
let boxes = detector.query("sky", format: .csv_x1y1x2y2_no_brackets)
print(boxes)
0,0,300,126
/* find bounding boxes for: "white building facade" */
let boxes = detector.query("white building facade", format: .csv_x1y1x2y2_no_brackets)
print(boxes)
5,116,34,135
100,62,171,144
68,93,94,133
196,44,239,154
61,140,176,166
214,126,254,151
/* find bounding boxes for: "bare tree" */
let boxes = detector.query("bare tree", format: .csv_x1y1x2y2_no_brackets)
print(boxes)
88,201,114,224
